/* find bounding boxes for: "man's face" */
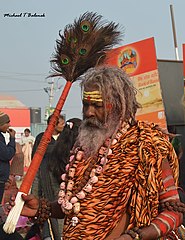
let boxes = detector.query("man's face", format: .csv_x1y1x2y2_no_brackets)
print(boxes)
83,100,105,126
82,85,105,126
0,122,10,133
55,117,65,133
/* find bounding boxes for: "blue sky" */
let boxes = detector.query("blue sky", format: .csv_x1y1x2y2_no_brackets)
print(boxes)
0,0,184,121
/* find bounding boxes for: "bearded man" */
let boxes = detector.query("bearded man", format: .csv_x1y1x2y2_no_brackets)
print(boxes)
8,66,185,240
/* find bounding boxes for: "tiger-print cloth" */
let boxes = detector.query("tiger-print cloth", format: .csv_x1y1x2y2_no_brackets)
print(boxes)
63,121,179,239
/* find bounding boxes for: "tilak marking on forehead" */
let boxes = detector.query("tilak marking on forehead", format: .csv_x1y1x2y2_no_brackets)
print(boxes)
83,91,103,102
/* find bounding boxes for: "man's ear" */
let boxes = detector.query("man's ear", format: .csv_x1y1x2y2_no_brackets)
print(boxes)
106,103,113,111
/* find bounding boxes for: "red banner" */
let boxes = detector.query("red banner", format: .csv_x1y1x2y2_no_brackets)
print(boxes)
105,37,167,128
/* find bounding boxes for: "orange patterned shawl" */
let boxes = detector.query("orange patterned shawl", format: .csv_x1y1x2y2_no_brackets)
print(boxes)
63,121,179,239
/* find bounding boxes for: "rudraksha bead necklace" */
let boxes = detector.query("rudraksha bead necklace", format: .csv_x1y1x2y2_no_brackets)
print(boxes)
58,123,129,226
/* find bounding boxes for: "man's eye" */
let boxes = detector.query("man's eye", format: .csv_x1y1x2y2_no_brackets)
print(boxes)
94,103,103,108
83,102,89,107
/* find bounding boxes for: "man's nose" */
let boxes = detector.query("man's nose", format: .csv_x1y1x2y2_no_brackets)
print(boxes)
86,105,95,117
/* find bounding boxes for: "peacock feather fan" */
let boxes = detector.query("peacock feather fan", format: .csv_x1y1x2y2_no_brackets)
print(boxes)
50,12,123,82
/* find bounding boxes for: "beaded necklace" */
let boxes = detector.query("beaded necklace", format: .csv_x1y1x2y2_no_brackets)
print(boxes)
58,123,130,226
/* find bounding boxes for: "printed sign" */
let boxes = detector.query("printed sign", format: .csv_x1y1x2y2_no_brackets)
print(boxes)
105,37,167,128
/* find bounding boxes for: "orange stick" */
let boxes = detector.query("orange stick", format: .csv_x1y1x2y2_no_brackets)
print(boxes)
19,81,72,194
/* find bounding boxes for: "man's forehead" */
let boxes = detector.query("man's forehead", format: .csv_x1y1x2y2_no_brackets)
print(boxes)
83,90,103,102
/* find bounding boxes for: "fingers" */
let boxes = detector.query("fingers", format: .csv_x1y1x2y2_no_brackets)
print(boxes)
7,128,16,137
21,193,35,202
3,198,15,215
21,194,29,201
10,195,16,203
4,195,16,213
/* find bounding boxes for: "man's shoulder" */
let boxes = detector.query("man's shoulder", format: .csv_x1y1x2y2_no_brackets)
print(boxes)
137,120,167,136
34,132,44,144
35,132,44,139
136,120,172,152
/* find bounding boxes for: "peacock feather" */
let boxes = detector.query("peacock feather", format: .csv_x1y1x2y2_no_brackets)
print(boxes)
50,11,123,81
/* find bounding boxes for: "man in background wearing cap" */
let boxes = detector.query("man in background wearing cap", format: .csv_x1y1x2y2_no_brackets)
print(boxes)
0,111,16,204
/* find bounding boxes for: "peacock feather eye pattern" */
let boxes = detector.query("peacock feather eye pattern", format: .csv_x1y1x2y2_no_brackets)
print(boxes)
80,20,91,33
81,24,90,32
62,58,69,65
79,48,87,56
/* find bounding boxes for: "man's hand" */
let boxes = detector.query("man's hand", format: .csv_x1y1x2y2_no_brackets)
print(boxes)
7,128,16,138
6,194,39,218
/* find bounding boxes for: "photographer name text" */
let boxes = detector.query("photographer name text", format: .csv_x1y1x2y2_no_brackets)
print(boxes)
4,12,45,18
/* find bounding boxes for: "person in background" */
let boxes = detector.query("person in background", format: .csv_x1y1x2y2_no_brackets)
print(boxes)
19,128,35,168
0,111,22,240
48,117,82,240
31,114,65,159
10,142,24,183
8,66,185,239
0,111,16,204
49,118,82,184
31,114,65,240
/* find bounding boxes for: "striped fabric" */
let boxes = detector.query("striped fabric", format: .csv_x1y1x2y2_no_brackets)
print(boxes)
151,159,183,237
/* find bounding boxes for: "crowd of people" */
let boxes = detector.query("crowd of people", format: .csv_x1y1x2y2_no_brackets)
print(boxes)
0,66,185,240
0,111,16,204
0,111,82,239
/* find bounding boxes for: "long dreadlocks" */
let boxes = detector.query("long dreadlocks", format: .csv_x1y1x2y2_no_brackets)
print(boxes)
79,66,141,125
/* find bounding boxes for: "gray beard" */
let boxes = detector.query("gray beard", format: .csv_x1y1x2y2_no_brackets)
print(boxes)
76,116,120,158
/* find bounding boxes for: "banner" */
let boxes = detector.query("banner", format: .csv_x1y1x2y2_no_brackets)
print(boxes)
105,37,167,128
